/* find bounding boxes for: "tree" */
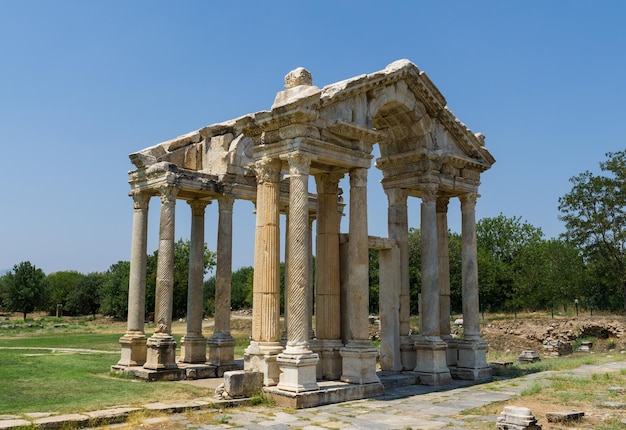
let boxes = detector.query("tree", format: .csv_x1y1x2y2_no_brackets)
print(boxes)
559,150,626,311
47,270,84,315
65,272,106,317
3,261,49,320
99,261,130,319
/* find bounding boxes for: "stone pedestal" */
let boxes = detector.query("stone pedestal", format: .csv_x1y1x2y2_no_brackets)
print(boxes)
400,335,417,370
276,351,319,392
117,333,147,366
340,342,380,385
144,334,177,370
443,335,458,367
320,339,343,380
244,341,283,386
454,339,491,380
414,336,452,386
179,335,207,364
208,335,238,376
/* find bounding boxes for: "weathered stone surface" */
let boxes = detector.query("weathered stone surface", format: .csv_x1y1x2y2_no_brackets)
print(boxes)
224,370,264,398
497,406,542,429
34,413,89,429
0,419,31,429
546,410,584,423
518,350,541,363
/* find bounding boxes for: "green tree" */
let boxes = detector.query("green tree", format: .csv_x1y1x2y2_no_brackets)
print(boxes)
46,270,84,315
476,214,544,312
559,150,626,311
368,249,380,314
66,272,106,317
3,261,49,320
408,227,422,315
99,261,130,319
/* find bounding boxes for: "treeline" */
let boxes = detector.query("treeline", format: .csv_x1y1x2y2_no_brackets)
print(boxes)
2,151,626,319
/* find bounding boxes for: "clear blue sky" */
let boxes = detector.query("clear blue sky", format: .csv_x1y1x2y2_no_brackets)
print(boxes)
1,1,625,275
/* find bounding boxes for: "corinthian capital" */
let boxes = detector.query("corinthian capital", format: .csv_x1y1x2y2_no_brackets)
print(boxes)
385,188,408,207
158,186,179,204
131,193,150,211
287,151,312,176
349,168,368,188
254,157,281,184
460,193,479,212
419,184,438,203
188,199,210,216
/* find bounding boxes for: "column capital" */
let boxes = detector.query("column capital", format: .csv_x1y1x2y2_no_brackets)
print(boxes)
254,157,281,184
287,151,312,176
460,193,480,212
187,199,211,216
157,185,179,204
349,167,368,188
131,193,150,210
315,172,343,194
436,196,450,213
218,194,235,212
385,188,408,207
419,184,438,203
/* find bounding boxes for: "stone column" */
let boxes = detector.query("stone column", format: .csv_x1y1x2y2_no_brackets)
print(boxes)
413,184,451,385
437,197,456,367
277,152,318,392
244,158,283,386
118,192,150,367
144,185,178,370
208,195,237,374
180,200,209,364
456,193,491,381
315,173,343,380
386,188,413,370
340,167,379,384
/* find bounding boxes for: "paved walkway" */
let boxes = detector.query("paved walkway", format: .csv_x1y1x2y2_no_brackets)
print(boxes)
2,361,625,429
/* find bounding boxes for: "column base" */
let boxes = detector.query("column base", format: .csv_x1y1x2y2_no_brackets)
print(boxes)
276,351,319,393
400,335,416,371
452,338,492,381
117,332,147,367
179,335,207,364
413,336,452,386
243,341,283,386
443,335,458,367
308,339,323,380
207,335,236,367
144,334,178,370
340,342,380,385
319,339,343,380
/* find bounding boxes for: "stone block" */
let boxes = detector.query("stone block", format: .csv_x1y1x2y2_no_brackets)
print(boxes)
497,406,542,430
518,350,540,364
546,410,584,423
224,370,264,398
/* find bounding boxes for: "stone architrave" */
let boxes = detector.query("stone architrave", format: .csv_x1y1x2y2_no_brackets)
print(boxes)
413,184,452,385
385,188,414,370
244,158,283,386
315,173,344,380
277,152,319,393
208,195,237,374
118,193,150,367
144,185,179,370
437,197,457,367
456,193,491,381
340,168,379,385
180,200,210,364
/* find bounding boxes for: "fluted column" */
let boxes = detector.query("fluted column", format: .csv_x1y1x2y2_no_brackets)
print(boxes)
455,193,491,381
144,185,178,370
413,184,451,385
208,195,237,374
277,151,318,392
386,188,413,370
118,192,150,367
315,173,343,380
244,158,283,385
180,199,209,364
340,167,379,385
420,185,440,338
461,193,480,340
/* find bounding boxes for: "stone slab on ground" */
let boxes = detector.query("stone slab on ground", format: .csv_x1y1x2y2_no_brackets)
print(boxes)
86,407,142,424
546,410,584,423
0,420,31,429
34,413,90,429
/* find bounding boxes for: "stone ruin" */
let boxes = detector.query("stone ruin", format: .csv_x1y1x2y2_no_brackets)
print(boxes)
112,59,495,406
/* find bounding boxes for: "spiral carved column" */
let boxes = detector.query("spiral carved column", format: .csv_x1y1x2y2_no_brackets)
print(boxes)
277,152,319,393
118,192,150,367
144,185,178,370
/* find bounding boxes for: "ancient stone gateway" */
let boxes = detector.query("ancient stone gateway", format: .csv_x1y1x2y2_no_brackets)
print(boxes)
115,59,495,405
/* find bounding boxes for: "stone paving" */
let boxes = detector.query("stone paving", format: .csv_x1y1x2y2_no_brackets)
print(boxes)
2,361,625,429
